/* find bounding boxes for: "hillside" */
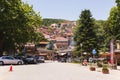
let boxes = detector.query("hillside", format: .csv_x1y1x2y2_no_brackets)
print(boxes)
42,18,73,26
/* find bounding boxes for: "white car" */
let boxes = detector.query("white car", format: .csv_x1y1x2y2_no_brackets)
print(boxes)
0,56,24,65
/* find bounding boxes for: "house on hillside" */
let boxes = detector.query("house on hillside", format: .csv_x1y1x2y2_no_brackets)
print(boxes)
114,40,120,65
24,43,36,55
49,37,69,50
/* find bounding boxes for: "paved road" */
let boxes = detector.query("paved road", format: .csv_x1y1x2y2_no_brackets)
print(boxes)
0,61,120,80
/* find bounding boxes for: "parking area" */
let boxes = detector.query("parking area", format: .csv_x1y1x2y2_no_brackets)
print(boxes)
0,55,45,66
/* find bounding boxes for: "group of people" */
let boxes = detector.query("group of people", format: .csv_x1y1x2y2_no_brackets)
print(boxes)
81,57,98,66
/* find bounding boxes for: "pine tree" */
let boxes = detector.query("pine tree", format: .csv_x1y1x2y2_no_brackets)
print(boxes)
74,9,97,56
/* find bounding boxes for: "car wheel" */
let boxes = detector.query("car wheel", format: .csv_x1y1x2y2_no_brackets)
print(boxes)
17,61,22,65
0,61,4,65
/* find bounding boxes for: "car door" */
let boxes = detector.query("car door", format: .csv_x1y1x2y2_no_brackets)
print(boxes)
4,56,12,64
8,56,17,64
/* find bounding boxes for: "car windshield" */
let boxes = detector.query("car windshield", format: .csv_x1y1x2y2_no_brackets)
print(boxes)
26,56,34,58
39,56,44,59
2,56,14,60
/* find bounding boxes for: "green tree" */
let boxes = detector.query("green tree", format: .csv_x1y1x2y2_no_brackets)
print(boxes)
74,9,97,56
116,0,120,9
94,20,106,52
0,0,42,55
104,5,120,52
103,0,120,51
42,18,64,26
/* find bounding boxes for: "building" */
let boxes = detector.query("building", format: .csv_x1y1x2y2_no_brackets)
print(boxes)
114,40,120,65
24,43,36,55
100,40,120,65
35,22,76,60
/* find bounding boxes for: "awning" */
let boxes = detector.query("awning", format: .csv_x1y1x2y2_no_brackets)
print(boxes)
58,53,67,56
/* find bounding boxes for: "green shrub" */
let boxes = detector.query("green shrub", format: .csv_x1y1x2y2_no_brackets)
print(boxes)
97,62,102,67
102,64,108,70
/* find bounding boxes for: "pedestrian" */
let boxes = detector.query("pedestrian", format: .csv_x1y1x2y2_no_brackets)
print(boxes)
83,59,87,66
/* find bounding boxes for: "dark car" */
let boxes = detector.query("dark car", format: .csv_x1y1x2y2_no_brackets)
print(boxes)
37,56,45,63
60,58,66,62
23,55,37,64
14,56,24,60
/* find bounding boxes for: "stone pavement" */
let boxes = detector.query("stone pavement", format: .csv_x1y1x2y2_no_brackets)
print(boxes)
0,61,120,80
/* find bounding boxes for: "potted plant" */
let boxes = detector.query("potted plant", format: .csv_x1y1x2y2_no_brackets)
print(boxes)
90,66,96,71
89,63,96,71
97,61,102,67
102,64,109,74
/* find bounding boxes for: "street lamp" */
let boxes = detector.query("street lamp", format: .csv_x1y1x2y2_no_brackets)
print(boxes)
80,43,82,57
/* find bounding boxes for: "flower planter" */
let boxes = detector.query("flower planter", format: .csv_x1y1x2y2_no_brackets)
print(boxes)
90,67,96,71
102,69,109,74
102,64,109,74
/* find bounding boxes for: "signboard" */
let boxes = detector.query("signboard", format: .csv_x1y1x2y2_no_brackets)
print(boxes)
92,49,97,55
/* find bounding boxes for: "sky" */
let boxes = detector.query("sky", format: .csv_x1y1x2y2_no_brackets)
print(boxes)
22,0,116,21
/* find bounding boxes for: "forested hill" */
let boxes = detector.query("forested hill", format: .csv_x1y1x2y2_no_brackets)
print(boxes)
42,18,73,26
42,18,105,27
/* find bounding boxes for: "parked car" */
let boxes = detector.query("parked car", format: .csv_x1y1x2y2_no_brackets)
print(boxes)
14,56,24,60
60,58,66,62
37,56,45,63
0,56,24,65
23,55,37,64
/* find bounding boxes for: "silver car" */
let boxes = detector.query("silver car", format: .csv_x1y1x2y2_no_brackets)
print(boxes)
0,56,24,65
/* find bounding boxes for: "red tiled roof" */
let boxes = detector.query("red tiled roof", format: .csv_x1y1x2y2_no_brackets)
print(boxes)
55,37,68,41
40,42,49,44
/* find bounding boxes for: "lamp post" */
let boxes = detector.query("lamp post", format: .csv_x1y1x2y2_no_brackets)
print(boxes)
80,43,83,57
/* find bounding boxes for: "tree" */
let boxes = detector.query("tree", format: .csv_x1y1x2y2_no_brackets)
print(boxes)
94,20,106,52
74,9,97,56
104,5,120,52
103,0,120,52
0,0,42,55
42,18,64,26
116,0,120,9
